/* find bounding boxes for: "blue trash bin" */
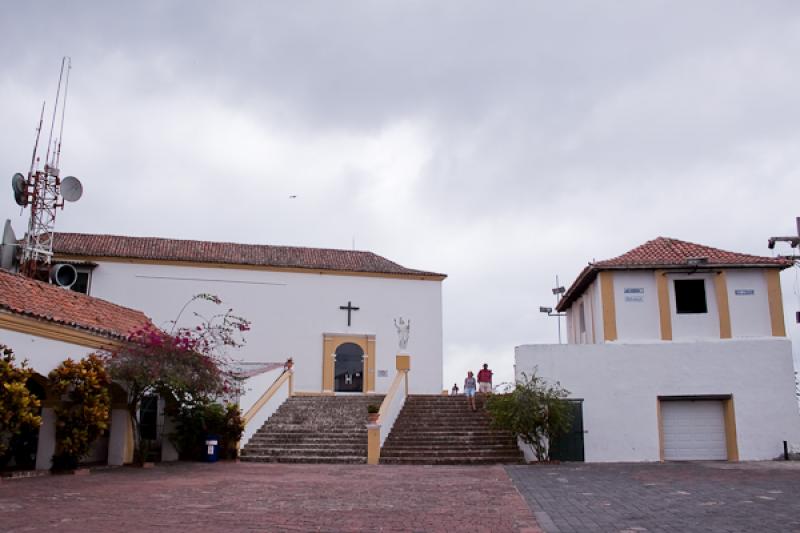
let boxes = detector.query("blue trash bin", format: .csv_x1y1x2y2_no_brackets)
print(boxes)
205,434,220,462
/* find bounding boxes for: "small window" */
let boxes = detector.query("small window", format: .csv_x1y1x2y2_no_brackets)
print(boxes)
579,302,586,333
674,279,707,314
70,270,92,295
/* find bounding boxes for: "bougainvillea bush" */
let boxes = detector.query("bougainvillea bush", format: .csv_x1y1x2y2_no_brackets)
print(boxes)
107,294,249,463
0,344,42,466
48,354,111,471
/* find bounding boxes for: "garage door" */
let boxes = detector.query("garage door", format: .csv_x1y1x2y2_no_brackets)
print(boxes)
661,400,727,461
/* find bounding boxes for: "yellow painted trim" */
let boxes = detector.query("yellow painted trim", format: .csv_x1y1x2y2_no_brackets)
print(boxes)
322,336,335,392
714,272,732,339
656,399,665,462
123,413,135,464
723,397,739,462
599,272,617,342
366,337,376,393
53,254,446,282
322,334,375,393
655,271,673,341
242,371,292,425
0,311,123,350
367,425,380,465
765,269,786,337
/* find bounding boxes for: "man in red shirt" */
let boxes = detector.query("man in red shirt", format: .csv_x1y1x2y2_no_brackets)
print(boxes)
477,363,493,394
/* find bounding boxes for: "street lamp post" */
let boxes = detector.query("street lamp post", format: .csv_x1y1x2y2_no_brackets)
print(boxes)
540,276,567,344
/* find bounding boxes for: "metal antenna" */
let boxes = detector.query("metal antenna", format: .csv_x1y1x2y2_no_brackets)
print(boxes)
45,57,67,169
55,57,71,169
14,57,84,279
29,103,45,177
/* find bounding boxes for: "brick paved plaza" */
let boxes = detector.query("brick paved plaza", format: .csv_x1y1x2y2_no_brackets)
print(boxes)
507,462,800,533
4,461,800,532
0,462,540,532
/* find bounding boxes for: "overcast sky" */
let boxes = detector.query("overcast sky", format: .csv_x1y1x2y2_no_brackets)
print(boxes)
2,2,799,388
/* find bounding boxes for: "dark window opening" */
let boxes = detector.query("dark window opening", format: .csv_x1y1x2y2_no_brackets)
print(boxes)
674,279,707,314
70,271,91,294
579,302,586,333
139,395,159,440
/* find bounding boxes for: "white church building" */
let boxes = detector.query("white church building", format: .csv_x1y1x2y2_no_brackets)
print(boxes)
516,237,800,463
45,232,446,398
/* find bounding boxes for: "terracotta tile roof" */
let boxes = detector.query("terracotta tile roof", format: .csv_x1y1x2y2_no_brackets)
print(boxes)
557,237,792,311
0,268,154,341
594,237,791,269
50,233,446,279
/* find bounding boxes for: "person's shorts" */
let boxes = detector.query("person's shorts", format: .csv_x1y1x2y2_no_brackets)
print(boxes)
479,382,492,393
464,388,476,397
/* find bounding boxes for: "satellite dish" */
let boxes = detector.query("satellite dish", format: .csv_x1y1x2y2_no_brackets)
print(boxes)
12,173,26,206
61,176,83,202
12,173,25,193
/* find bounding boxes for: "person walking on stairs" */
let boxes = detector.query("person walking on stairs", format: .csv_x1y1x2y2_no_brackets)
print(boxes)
477,363,493,395
464,371,477,411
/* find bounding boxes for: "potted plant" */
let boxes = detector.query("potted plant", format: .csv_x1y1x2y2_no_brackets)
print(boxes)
367,403,380,424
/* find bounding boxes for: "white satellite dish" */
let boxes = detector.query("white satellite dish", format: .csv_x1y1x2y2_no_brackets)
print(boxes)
61,176,83,202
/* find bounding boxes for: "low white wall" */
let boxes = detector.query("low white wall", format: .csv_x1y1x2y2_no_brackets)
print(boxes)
515,338,800,462
240,372,291,446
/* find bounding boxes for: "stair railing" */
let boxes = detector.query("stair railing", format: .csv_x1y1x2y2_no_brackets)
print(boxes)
239,367,294,449
367,355,410,464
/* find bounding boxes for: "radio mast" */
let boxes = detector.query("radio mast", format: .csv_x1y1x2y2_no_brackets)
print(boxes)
12,57,83,279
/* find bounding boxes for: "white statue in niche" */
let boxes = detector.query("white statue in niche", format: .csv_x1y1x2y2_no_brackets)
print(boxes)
394,317,411,352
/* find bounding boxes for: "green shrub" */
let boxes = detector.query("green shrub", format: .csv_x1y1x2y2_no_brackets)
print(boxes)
48,354,111,470
171,401,244,460
0,345,41,466
486,371,572,461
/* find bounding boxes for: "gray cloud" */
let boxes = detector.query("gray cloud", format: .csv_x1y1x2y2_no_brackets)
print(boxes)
2,1,799,386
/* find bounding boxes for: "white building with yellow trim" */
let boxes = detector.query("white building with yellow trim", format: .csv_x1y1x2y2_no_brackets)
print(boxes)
515,237,800,462
44,232,446,399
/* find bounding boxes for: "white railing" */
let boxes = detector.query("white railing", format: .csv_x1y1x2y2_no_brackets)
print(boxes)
377,368,408,447
240,369,293,447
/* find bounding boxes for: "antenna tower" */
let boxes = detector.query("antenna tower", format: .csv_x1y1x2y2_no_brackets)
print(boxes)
12,57,84,279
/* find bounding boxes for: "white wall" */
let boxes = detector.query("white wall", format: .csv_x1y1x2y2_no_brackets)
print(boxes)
727,270,772,338
0,328,98,376
667,273,721,340
515,339,800,462
613,271,660,342
86,261,444,394
566,268,782,344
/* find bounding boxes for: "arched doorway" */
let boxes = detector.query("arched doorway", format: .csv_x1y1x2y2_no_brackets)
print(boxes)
334,342,364,393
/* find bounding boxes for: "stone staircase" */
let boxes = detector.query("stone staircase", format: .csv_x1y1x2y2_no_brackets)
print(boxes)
380,395,524,465
240,395,384,464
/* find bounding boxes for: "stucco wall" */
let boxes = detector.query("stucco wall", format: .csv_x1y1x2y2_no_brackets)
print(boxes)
613,271,660,342
515,339,800,462
86,261,444,394
566,268,783,344
727,270,771,337
0,328,98,376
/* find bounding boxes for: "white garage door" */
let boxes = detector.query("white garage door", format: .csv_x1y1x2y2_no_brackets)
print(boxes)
661,400,727,461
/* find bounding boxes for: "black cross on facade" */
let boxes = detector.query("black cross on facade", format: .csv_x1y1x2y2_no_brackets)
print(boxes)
339,301,360,326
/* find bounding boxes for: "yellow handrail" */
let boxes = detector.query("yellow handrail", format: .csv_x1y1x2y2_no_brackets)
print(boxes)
242,370,293,425
377,370,406,423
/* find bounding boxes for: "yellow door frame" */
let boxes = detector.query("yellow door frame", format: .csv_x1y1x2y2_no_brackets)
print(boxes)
322,333,376,394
